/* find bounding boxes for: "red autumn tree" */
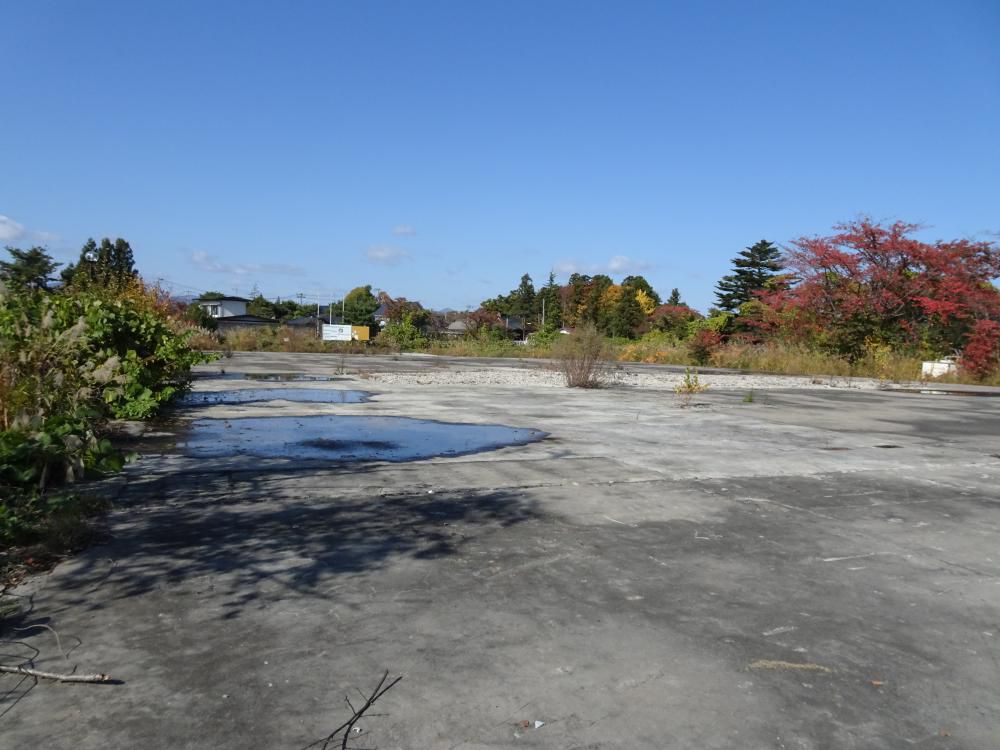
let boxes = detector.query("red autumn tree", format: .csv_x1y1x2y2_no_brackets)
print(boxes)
758,218,1000,367
960,320,1000,380
649,304,702,338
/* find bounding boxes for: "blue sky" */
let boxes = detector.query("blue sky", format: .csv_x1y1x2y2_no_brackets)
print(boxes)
2,1,998,312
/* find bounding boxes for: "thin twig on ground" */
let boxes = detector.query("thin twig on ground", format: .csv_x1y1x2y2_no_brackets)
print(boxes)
301,670,403,750
0,665,113,683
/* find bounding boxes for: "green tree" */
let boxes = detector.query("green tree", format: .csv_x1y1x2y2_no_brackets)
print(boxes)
342,285,379,328
62,238,138,290
586,274,614,324
534,271,563,330
247,294,277,319
714,239,783,312
0,246,61,291
508,274,536,318
608,284,644,338
621,275,661,306
666,288,684,306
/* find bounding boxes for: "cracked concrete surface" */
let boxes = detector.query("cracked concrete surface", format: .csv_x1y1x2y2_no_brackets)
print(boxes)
3,353,1000,749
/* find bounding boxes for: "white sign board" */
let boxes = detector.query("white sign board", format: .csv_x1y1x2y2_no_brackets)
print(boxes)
322,324,352,342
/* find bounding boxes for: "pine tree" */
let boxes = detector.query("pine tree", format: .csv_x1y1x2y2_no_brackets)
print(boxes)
666,288,684,306
714,240,783,312
608,285,644,338
62,237,138,289
508,273,536,318
0,246,60,290
534,271,562,330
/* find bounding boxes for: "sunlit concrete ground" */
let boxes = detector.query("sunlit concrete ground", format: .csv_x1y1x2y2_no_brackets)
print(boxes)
4,352,999,749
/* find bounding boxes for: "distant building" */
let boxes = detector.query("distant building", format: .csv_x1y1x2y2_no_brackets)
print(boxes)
502,315,527,338
214,314,278,334
286,315,323,336
195,295,250,318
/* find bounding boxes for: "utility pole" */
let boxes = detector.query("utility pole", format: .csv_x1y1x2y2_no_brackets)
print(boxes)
297,293,305,306
541,297,546,329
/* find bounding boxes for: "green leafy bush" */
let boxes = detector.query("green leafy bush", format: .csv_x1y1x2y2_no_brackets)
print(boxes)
1,282,209,547
378,313,427,351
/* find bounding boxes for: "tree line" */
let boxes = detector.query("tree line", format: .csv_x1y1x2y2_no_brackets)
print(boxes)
7,216,996,377
464,219,1000,377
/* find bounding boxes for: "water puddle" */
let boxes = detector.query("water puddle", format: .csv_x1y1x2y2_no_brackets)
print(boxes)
241,373,341,382
181,388,371,406
182,415,547,462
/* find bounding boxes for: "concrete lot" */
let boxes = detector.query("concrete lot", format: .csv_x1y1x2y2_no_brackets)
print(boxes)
4,352,1000,749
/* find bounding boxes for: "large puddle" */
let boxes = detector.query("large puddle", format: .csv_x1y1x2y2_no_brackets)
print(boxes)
183,415,547,462
181,388,371,406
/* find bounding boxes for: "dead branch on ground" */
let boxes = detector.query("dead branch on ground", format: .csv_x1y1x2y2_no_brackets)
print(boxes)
302,670,403,750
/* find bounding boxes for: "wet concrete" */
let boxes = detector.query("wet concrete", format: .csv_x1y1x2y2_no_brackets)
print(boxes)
180,388,371,406
183,415,547,462
240,372,341,382
887,387,1000,397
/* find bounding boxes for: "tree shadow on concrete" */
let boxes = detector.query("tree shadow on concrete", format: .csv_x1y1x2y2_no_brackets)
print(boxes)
43,461,542,620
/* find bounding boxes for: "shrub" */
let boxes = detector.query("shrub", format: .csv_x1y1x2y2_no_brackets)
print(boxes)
552,323,610,388
47,294,211,419
687,329,723,365
617,331,690,365
378,313,427,351
960,320,1000,380
1,281,209,548
674,367,709,407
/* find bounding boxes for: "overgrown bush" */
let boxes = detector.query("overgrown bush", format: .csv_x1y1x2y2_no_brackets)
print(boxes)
57,295,209,418
552,323,610,387
1,281,209,548
687,329,723,365
377,313,427,351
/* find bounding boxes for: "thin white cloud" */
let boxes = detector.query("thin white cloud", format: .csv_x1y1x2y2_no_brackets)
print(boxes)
553,260,582,275
553,256,653,276
0,215,26,243
365,245,409,265
608,255,651,273
191,250,305,277
0,215,58,245
392,225,416,237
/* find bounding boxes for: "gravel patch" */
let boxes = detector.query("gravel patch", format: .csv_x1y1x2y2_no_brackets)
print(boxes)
367,365,882,391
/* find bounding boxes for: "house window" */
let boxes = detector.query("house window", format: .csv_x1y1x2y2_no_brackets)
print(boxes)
207,304,221,317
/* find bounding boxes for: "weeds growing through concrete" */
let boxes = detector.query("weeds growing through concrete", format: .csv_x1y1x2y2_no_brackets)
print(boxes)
674,367,709,407
552,324,611,388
